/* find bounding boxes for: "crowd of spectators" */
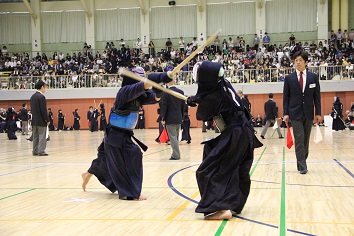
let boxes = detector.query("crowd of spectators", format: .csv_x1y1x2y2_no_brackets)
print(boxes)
1,29,354,89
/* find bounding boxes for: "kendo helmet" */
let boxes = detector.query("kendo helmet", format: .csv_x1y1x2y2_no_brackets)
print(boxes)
121,66,145,87
193,61,224,95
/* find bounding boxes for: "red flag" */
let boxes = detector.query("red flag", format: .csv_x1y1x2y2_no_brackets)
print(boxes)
159,127,169,143
286,125,293,149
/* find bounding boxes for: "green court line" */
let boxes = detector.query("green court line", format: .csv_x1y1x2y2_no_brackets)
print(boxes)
215,220,228,235
214,146,267,236
0,188,35,201
280,147,286,236
271,129,276,137
250,146,267,177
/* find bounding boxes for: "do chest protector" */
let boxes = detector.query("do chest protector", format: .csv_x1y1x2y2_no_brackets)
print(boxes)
109,99,141,131
109,110,139,131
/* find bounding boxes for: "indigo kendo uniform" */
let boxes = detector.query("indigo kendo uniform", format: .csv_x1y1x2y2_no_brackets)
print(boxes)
87,67,172,200
187,61,263,217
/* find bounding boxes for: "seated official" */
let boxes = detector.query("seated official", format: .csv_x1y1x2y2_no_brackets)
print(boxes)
254,114,263,127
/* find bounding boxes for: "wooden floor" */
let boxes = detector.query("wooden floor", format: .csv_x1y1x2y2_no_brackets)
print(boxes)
0,126,353,236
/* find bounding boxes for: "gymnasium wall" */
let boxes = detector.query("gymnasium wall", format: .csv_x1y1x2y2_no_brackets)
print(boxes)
1,90,353,130
349,0,354,30
0,0,322,54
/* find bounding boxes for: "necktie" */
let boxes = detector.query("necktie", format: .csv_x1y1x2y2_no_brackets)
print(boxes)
299,71,303,92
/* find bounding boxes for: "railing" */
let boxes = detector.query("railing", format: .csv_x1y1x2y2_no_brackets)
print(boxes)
0,38,328,58
0,65,352,90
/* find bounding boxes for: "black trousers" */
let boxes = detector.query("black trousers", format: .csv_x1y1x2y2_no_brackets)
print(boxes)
291,118,313,171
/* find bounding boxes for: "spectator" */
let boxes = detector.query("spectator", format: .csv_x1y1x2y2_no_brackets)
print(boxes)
253,34,260,50
289,34,296,46
165,38,172,53
135,38,142,56
179,37,185,54
263,32,271,49
19,103,29,135
148,40,155,57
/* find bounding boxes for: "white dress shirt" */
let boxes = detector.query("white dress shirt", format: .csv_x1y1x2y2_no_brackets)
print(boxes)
296,69,306,93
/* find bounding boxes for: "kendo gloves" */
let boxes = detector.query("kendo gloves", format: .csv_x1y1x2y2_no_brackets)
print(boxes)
148,72,173,84
186,96,198,107
152,86,163,98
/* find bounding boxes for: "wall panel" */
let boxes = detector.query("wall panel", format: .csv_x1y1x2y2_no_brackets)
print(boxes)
1,92,353,130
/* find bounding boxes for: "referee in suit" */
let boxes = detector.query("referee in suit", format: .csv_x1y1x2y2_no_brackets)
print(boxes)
30,80,50,156
160,79,184,160
260,93,283,139
283,51,322,174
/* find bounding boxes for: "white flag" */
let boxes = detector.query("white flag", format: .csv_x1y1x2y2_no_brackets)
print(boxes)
313,124,322,143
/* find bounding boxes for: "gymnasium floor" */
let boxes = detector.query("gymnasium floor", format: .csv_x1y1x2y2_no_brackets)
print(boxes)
0,126,353,236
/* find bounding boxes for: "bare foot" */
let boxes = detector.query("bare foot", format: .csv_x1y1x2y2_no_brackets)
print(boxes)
204,210,232,220
81,172,93,192
135,196,147,201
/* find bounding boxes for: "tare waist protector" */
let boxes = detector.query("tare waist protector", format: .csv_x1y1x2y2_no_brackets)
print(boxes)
109,110,139,130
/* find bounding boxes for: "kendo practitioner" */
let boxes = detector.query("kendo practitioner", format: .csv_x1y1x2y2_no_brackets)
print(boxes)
99,103,107,131
87,106,93,129
331,96,345,131
73,109,81,130
19,103,29,135
186,61,263,220
90,108,99,132
6,107,18,140
180,103,191,144
136,105,145,129
155,105,164,143
57,110,65,130
48,108,55,131
0,108,6,133
81,67,172,200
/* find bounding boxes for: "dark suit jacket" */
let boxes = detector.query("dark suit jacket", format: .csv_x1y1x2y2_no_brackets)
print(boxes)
87,111,93,121
283,70,321,120
264,99,278,120
160,86,184,125
241,97,251,113
30,91,49,127
19,108,28,121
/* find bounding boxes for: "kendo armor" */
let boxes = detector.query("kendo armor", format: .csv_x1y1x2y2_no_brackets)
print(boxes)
109,96,141,131
109,67,145,130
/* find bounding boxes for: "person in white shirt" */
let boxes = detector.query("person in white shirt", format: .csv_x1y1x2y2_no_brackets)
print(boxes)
2,46,8,54
228,37,234,50
319,60,328,80
119,39,125,50
179,37,185,54
336,29,343,49
170,48,176,60
192,37,198,47
135,38,142,56
277,50,284,63
148,55,155,66
323,40,329,50
213,36,220,52
185,44,193,56
260,44,266,53
343,30,349,48
253,34,260,50
58,52,65,62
